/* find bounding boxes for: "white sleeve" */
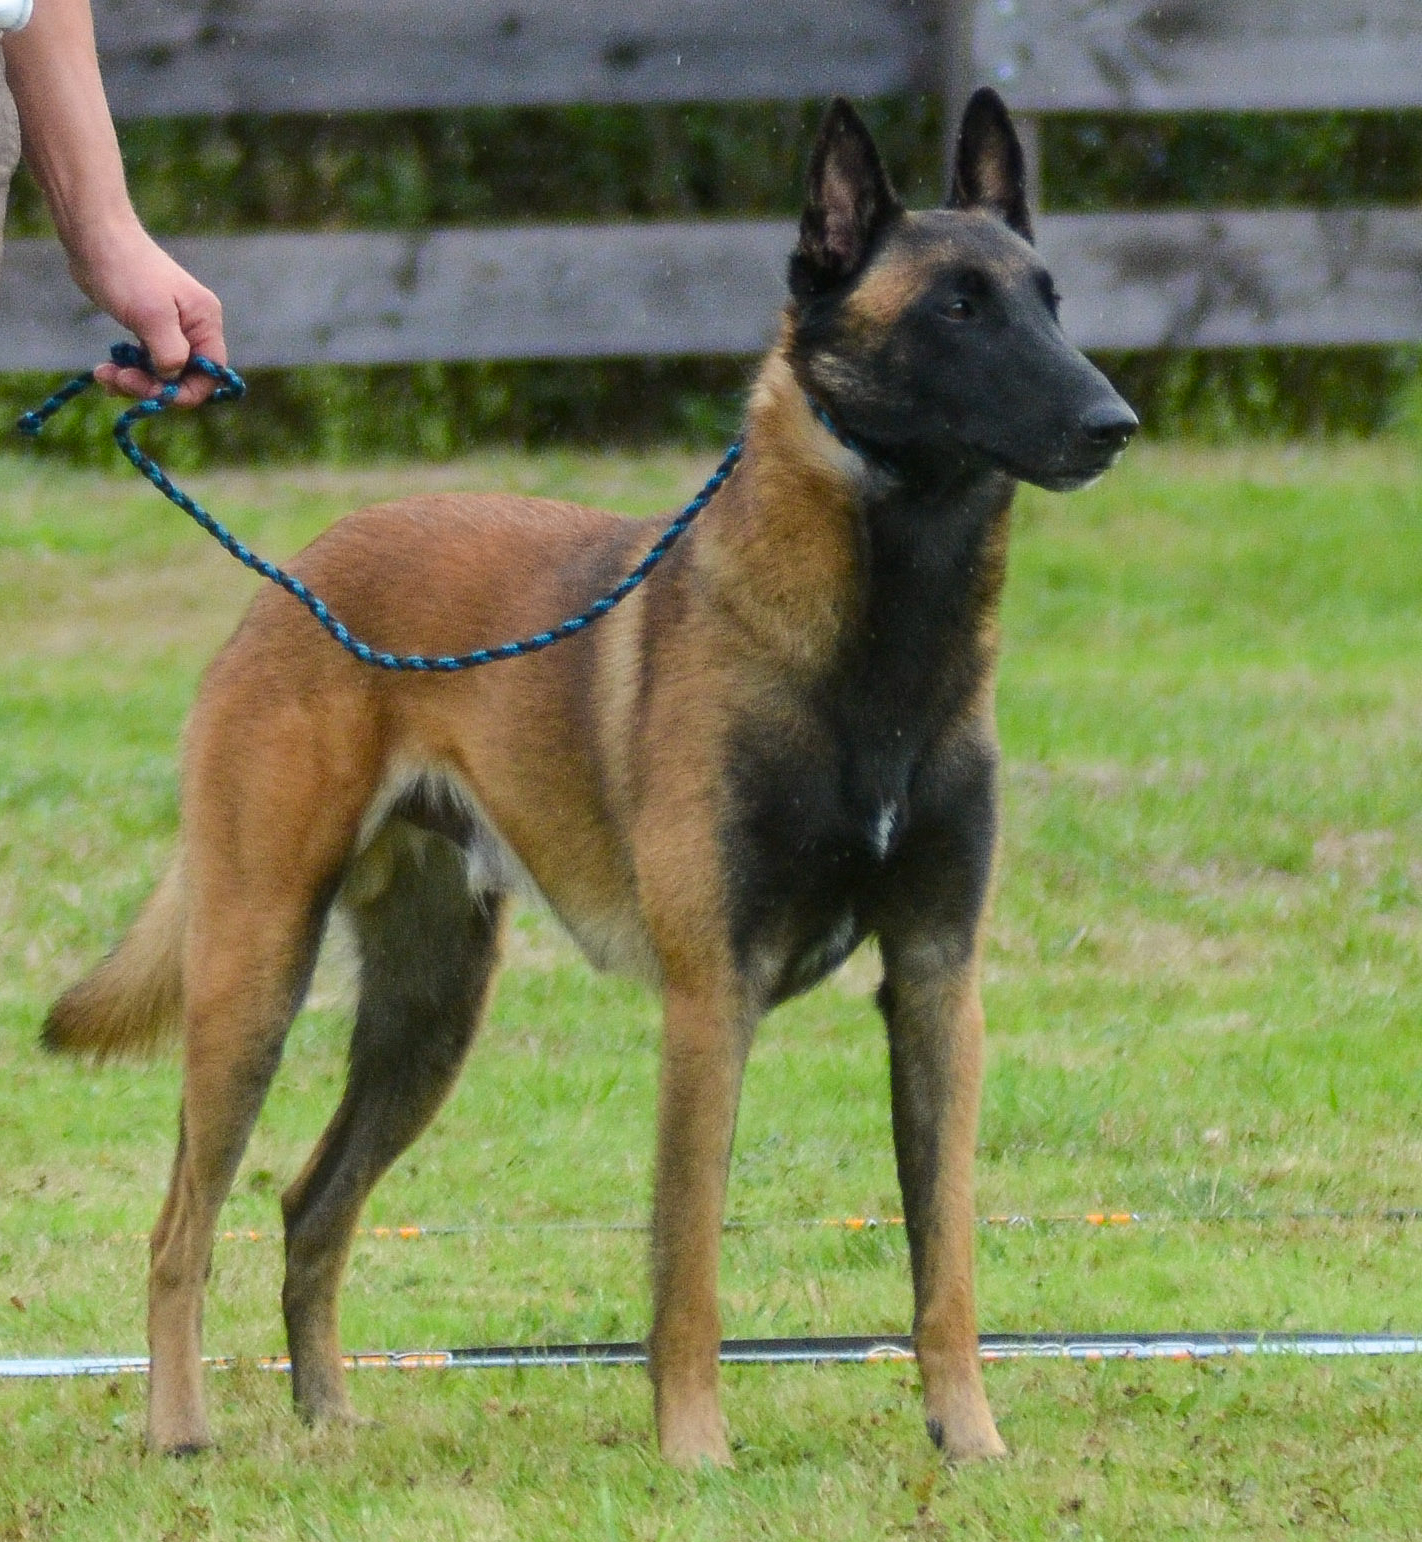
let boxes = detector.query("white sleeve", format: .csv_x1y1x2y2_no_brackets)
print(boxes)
0,0,35,31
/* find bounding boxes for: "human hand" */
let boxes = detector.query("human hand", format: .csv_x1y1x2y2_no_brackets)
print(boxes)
70,218,227,406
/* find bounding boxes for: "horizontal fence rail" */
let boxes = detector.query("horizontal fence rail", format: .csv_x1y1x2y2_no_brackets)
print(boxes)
91,0,940,118
978,0,1422,114
89,0,1422,119
4,208,1421,373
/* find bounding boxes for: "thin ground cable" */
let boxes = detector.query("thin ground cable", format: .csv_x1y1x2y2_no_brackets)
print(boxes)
5,1333,1421,1381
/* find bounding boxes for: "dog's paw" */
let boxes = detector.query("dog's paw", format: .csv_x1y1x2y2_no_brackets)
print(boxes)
657,1401,734,1470
145,1424,214,1459
159,1440,214,1460
925,1393,1007,1464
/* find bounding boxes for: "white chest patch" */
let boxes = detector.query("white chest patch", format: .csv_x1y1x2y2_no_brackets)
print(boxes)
871,803,899,859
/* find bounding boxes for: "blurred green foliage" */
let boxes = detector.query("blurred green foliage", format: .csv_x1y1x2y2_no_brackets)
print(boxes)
5,102,1421,461
4,101,942,235
1044,111,1422,213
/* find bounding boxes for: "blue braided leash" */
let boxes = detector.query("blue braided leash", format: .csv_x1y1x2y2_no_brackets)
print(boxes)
17,342,743,672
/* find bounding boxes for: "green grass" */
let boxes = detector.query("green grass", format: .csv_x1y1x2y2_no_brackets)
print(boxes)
1,440,1419,1538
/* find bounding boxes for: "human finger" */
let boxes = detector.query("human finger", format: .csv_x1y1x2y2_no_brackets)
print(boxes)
93,359,219,406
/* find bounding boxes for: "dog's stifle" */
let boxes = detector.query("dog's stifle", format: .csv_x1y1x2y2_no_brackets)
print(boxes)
43,90,1135,1466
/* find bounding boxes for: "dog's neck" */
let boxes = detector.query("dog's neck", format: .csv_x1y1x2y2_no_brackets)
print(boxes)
745,347,1013,525
766,353,1010,508
692,348,1013,676
802,392,902,481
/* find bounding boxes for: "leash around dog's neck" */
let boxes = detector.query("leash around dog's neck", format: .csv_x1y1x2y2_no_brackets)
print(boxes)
17,344,744,673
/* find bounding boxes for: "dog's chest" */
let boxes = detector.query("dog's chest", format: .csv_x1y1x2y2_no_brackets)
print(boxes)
723,666,978,1004
716,482,1007,1002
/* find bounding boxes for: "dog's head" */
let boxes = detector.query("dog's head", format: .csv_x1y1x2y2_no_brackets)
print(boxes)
787,92,1136,492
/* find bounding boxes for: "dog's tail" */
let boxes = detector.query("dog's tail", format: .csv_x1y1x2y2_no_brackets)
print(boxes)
42,855,186,1061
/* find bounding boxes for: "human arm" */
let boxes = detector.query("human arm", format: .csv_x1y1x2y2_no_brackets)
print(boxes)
1,0,226,403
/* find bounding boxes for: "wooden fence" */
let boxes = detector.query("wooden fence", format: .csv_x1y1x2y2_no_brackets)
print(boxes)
2,0,1421,371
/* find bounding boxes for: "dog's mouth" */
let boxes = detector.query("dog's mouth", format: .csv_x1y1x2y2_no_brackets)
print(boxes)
989,405,1138,493
1025,441,1133,493
982,442,1125,494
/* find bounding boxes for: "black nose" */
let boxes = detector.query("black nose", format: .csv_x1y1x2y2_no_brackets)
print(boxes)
1080,400,1139,450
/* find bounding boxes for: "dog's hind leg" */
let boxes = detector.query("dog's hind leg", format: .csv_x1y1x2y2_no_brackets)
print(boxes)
147,890,330,1455
280,823,505,1427
146,686,382,1456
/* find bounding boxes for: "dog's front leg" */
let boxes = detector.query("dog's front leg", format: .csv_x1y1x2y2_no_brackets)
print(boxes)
647,984,751,1468
879,943,1006,1462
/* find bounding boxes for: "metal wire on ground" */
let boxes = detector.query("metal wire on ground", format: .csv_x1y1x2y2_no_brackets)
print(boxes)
5,1333,1421,1381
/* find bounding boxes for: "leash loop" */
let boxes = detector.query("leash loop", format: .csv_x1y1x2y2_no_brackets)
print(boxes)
17,343,742,672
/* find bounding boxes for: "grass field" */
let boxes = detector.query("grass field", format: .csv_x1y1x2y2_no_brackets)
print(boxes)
0,437,1419,1539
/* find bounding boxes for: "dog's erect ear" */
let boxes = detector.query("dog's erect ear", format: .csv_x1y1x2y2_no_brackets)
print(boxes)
949,87,1033,243
789,99,902,299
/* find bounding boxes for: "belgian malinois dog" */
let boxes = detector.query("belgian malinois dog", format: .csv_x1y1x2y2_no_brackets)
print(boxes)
44,90,1135,1464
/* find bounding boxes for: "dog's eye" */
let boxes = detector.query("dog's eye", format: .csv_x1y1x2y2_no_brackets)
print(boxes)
941,297,974,322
